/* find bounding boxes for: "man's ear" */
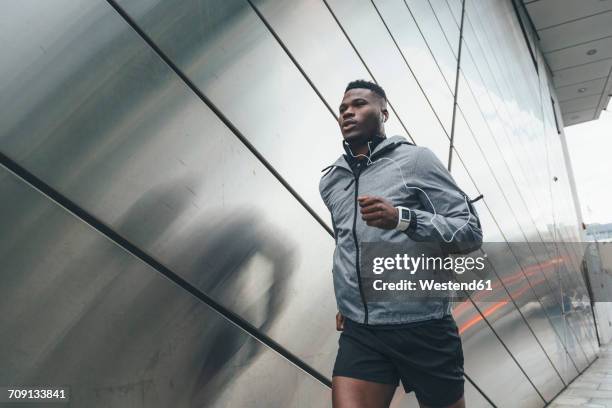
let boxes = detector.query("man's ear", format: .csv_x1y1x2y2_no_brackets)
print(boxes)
382,108,389,123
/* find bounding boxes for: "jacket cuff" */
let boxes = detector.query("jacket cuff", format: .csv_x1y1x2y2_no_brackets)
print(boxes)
404,209,418,236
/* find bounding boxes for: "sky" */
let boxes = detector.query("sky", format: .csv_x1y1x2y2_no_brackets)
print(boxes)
565,99,612,226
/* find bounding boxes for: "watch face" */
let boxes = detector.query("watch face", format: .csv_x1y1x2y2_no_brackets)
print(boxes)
400,207,410,222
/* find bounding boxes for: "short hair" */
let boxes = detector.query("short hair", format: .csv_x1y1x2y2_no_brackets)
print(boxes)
345,79,387,101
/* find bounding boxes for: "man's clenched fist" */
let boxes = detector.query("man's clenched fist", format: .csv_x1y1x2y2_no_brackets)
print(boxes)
358,195,399,229
336,312,345,331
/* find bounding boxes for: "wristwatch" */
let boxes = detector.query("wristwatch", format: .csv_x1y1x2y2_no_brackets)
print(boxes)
395,206,411,231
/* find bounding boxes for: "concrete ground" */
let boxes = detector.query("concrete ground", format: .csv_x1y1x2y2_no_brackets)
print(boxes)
550,343,612,407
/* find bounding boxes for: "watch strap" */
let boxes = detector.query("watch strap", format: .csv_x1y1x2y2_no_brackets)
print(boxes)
395,206,411,231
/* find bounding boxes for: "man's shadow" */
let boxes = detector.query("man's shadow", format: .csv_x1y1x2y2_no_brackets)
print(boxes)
117,176,297,406
13,175,297,407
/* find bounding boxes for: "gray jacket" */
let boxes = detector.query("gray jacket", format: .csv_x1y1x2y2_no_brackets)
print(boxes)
319,135,483,325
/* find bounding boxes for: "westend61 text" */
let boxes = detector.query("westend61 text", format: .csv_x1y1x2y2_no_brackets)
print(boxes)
373,279,493,291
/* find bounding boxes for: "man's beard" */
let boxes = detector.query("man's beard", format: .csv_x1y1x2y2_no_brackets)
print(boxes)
345,130,383,146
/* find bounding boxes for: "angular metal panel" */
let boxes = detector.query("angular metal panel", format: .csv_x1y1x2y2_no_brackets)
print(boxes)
373,0,455,134
249,0,407,139
113,0,344,219
453,300,544,407
323,0,451,161
450,160,570,398
0,165,330,407
0,0,340,378
405,0,459,89
451,68,586,393
457,0,598,380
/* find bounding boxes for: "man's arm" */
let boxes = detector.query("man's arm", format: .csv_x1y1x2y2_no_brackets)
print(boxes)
320,174,345,330
358,147,482,254
403,147,482,254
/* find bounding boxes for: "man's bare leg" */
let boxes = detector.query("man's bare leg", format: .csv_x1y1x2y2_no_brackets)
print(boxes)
332,376,396,408
417,395,465,408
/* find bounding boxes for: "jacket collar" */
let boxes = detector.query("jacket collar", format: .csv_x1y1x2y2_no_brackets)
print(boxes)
342,133,386,167
325,134,409,172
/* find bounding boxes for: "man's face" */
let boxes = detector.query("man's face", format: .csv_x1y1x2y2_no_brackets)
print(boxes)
338,88,388,144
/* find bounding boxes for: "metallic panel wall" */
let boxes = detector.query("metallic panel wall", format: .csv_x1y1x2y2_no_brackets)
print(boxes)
0,0,598,407
0,165,331,407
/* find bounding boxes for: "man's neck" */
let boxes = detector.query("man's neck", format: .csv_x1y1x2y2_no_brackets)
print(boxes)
350,143,369,160
345,133,386,160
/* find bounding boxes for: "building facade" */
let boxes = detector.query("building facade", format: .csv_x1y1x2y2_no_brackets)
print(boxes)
0,0,603,406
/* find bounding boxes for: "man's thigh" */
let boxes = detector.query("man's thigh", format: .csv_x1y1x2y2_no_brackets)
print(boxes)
332,376,396,408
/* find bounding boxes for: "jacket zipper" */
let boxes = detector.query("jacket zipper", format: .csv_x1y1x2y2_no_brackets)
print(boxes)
324,144,408,323
351,166,369,324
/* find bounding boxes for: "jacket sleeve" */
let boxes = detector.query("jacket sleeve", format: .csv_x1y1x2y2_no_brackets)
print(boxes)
403,147,483,255
319,173,338,243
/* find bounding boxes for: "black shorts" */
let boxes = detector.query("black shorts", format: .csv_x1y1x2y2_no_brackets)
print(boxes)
333,314,465,407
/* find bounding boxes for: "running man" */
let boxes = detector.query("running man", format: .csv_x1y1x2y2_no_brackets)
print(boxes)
319,80,483,408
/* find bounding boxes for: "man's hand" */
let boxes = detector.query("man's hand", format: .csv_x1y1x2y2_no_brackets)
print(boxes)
358,195,399,230
336,312,345,331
